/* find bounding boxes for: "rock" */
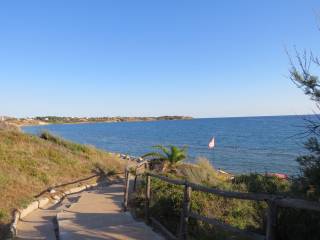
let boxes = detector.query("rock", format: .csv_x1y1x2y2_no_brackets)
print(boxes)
53,195,61,201
19,201,39,219
38,198,50,208
49,188,56,194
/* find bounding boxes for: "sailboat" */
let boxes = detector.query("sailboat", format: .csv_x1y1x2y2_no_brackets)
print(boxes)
208,137,215,149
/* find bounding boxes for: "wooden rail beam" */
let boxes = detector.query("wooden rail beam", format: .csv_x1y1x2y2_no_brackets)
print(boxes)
147,172,185,186
188,182,274,201
275,198,320,212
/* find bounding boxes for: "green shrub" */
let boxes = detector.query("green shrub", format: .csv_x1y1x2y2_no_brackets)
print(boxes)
39,131,92,154
18,196,34,209
131,166,319,240
132,176,264,239
149,179,184,233
233,174,291,194
0,209,8,222
276,207,320,240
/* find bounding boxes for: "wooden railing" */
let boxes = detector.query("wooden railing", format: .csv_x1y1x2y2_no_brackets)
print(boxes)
123,164,320,240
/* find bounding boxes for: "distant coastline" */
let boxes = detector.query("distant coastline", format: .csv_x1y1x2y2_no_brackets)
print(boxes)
1,115,193,127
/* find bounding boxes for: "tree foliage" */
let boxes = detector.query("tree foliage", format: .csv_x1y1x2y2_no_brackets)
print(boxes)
142,145,187,171
290,50,320,102
289,49,320,199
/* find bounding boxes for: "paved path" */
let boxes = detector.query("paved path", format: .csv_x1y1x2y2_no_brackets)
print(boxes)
16,191,82,240
16,181,164,240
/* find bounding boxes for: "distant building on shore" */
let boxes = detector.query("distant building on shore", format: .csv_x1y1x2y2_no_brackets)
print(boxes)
0,116,15,122
0,116,11,121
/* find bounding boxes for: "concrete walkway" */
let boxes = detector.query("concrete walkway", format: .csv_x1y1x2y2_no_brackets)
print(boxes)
16,181,164,240
16,191,83,240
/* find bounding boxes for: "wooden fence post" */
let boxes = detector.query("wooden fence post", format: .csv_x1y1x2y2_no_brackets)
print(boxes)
266,199,278,240
123,169,130,211
144,161,149,171
179,182,192,240
145,173,151,223
123,169,127,210
133,175,138,191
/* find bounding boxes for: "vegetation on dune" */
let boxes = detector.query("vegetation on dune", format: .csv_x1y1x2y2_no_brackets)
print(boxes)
0,122,19,131
39,131,95,155
131,158,291,239
131,143,320,240
0,126,123,236
176,157,230,185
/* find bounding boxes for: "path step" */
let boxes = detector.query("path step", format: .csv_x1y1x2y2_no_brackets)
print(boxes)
59,221,164,240
16,192,82,240
16,182,164,240
57,183,164,240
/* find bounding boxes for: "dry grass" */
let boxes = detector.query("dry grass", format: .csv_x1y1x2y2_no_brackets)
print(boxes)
0,122,19,131
0,128,124,230
176,157,231,186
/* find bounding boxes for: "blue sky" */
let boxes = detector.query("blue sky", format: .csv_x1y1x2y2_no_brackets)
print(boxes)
1,0,320,118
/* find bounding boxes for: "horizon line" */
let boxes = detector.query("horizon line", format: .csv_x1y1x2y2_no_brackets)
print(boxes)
2,113,317,120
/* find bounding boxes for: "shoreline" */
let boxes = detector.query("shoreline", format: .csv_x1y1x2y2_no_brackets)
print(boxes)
3,116,193,128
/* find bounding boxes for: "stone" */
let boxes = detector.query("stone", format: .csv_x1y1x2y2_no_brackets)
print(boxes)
53,195,61,201
38,198,50,208
49,188,56,194
19,201,39,219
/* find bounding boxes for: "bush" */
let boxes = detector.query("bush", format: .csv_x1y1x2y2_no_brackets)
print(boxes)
39,131,93,154
233,174,291,194
130,161,320,240
277,207,320,240
132,175,266,239
293,137,320,200
0,209,8,222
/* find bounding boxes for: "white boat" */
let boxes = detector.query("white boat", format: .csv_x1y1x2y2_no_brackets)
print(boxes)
208,137,215,149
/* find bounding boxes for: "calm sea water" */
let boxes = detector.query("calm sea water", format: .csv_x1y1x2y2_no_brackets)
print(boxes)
23,116,310,175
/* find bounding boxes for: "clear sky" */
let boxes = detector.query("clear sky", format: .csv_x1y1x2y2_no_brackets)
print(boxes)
1,0,320,118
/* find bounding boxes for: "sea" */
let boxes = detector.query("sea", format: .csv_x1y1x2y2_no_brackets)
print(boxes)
22,115,313,176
